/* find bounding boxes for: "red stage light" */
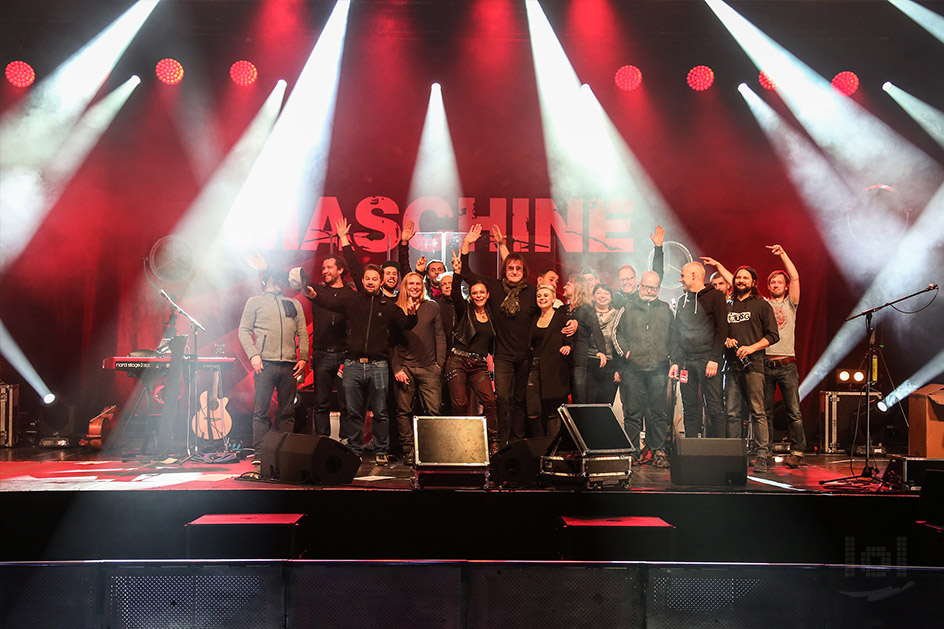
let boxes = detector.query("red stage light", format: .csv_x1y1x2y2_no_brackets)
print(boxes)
687,65,714,92
831,71,859,96
230,60,258,86
614,65,643,91
155,58,184,85
758,71,776,91
5,60,35,88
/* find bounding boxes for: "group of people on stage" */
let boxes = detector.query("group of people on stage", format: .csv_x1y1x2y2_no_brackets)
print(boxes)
238,219,805,474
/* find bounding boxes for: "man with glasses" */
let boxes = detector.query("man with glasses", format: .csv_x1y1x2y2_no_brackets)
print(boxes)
613,271,674,467
612,226,666,310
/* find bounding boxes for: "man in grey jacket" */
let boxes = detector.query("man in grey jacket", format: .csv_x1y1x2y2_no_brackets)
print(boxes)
238,268,310,457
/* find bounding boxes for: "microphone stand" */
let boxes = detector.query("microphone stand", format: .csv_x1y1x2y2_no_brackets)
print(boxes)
822,284,938,486
158,290,207,456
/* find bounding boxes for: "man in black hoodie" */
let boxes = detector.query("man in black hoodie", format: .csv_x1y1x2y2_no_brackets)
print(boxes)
306,219,418,464
669,261,728,439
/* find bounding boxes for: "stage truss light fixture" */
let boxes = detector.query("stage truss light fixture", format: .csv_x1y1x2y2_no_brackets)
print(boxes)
836,368,866,385
5,61,36,88
831,71,859,96
758,71,775,91
614,65,643,91
156,58,184,85
230,60,258,86
687,65,715,91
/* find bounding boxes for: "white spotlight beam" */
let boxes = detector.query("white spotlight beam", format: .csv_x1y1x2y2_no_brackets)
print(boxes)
883,83,944,150
408,83,462,207
174,80,287,283
706,1,943,236
882,348,944,409
888,0,944,46
0,77,142,269
0,320,54,402
525,1,689,257
223,0,350,251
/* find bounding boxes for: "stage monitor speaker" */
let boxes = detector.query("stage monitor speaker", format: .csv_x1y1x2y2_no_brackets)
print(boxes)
670,438,747,486
492,437,554,487
276,433,360,484
922,470,944,525
259,431,289,480
414,416,489,467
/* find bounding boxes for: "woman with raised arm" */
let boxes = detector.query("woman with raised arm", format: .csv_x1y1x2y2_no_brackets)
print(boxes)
447,251,499,452
526,285,573,438
562,274,607,404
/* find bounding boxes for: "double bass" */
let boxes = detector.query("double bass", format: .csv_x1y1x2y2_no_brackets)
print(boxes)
84,405,118,450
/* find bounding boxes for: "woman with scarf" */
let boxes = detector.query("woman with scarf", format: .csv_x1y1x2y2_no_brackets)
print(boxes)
562,275,607,404
460,225,577,445
589,283,621,404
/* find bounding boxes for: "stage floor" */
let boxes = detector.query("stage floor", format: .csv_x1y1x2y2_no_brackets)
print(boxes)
0,444,911,494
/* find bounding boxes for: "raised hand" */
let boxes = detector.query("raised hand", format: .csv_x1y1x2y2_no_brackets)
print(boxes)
650,225,666,247
465,223,483,244
766,244,785,257
416,255,428,273
700,256,719,268
335,217,350,239
245,252,268,270
407,296,420,315
490,224,505,245
401,220,415,244
451,249,462,275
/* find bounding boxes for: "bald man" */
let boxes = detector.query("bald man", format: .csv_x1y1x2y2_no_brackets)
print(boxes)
669,261,728,439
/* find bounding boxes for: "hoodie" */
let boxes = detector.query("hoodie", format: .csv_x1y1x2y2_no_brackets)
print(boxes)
670,285,727,364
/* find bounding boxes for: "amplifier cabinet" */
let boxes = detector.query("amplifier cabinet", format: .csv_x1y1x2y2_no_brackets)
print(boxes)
1,384,19,448
820,390,882,454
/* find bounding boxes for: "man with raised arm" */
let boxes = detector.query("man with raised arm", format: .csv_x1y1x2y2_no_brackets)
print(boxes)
612,226,666,310
305,218,418,465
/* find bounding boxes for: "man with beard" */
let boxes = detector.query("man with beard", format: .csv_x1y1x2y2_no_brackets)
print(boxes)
612,226,666,310
614,271,674,468
669,261,727,440
306,219,418,465
724,266,779,472
763,245,805,468
703,261,745,439
380,261,401,299
306,254,355,438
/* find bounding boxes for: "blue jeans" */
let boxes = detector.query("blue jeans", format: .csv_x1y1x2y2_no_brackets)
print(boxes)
620,365,669,452
571,362,590,404
312,350,345,437
341,359,390,456
252,361,297,449
764,361,807,454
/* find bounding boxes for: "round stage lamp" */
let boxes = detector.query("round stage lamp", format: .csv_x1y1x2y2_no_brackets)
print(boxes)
853,371,865,383
156,58,184,85
615,65,643,92
5,60,36,88
230,60,258,86
838,370,851,383
687,65,714,92
43,393,56,405
831,71,859,96
877,400,889,413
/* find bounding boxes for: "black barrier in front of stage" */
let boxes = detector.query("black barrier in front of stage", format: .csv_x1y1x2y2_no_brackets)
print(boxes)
2,560,943,628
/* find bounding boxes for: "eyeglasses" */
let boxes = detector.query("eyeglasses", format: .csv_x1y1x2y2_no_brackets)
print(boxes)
506,265,524,271
640,285,660,292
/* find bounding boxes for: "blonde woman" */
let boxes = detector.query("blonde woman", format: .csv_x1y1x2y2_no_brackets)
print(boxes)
562,275,607,404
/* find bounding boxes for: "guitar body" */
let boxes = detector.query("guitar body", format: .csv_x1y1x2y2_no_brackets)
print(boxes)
191,364,233,441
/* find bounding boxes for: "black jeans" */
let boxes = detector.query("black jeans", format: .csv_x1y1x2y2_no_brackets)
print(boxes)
311,349,345,437
394,363,443,451
252,361,297,449
621,365,670,452
678,358,724,439
494,354,529,444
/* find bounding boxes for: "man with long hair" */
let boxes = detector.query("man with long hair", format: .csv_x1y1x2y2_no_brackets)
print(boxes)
390,271,446,463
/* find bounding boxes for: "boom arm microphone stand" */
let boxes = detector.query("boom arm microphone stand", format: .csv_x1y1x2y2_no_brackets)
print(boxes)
158,290,206,457
821,283,939,485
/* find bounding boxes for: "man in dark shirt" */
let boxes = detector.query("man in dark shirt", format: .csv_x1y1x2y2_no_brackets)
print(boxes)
611,226,666,310
724,266,780,472
669,261,728,439
307,254,355,438
306,219,417,464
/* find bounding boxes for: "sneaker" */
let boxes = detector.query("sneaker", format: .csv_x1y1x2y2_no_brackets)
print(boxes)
784,454,803,469
404,450,415,466
634,448,653,466
753,457,768,473
375,453,388,465
652,450,670,469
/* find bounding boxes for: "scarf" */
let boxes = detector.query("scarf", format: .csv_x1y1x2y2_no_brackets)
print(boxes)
500,278,527,317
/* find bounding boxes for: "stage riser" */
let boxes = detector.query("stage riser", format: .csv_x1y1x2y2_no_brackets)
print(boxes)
1,561,941,629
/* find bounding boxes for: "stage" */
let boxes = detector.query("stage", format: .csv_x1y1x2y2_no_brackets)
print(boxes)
0,445,935,566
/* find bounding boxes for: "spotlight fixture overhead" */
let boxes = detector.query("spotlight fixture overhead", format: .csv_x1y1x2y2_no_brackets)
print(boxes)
687,65,715,91
156,58,184,85
831,71,859,96
614,65,643,91
230,60,258,86
5,60,36,87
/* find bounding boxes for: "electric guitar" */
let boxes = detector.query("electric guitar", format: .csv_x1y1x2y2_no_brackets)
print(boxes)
191,344,232,440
